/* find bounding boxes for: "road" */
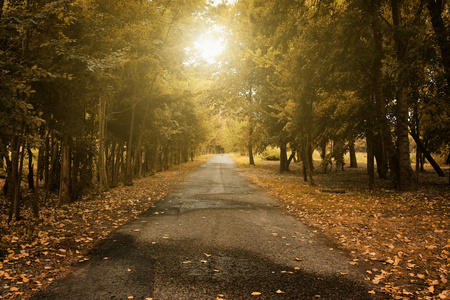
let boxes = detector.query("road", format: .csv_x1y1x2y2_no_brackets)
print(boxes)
33,154,382,299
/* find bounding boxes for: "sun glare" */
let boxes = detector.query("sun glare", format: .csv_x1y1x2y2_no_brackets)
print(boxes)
194,36,226,63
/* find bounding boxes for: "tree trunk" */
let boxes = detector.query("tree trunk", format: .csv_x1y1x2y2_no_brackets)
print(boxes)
371,2,391,179
71,151,80,201
305,135,315,186
44,133,50,186
349,140,358,168
14,139,26,221
410,131,445,177
27,146,34,190
287,150,296,170
280,141,287,173
307,143,314,172
59,141,71,206
299,147,308,182
427,0,450,96
8,136,21,223
98,97,109,191
125,106,135,186
32,146,42,218
44,135,58,202
320,142,328,174
248,124,255,165
391,0,417,191
367,132,375,190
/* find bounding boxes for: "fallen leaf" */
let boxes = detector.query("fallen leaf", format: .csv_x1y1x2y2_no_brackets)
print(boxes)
276,290,285,294
204,253,212,257
251,292,261,296
295,257,303,261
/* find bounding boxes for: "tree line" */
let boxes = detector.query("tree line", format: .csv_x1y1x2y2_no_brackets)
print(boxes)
0,0,212,223
2,0,449,224
210,0,449,190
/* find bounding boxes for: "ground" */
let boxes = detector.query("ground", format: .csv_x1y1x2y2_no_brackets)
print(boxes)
232,156,450,300
0,155,449,299
0,159,208,299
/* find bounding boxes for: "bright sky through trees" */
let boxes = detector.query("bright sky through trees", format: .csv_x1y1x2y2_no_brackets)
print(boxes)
194,35,226,63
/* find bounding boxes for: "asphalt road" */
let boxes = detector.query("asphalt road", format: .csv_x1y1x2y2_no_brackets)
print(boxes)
33,154,384,300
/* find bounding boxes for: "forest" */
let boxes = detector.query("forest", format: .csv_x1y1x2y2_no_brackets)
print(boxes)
1,0,449,222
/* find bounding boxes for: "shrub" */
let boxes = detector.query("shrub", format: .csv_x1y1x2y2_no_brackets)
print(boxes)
259,146,280,161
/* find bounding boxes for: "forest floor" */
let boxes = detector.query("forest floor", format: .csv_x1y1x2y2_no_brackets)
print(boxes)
1,155,449,299
0,157,209,300
232,155,450,300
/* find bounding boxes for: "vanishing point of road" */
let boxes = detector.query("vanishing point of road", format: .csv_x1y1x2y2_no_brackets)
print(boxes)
33,154,384,300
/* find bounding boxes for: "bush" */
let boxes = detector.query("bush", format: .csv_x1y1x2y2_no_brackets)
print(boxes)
259,146,280,161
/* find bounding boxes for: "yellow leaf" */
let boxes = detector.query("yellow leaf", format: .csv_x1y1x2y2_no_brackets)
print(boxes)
429,280,439,286
10,287,19,292
251,292,261,296
276,290,285,294
368,290,376,294
295,257,302,261
402,290,413,295
204,253,212,257
349,262,358,265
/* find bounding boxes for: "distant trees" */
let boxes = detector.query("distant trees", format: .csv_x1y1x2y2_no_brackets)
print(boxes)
0,0,209,222
214,0,449,190
2,0,449,224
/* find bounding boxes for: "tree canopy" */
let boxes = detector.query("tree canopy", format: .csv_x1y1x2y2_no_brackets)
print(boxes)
1,0,449,222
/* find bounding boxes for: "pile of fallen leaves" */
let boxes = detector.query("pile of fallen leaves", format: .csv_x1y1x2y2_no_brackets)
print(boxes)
0,159,206,299
236,158,449,300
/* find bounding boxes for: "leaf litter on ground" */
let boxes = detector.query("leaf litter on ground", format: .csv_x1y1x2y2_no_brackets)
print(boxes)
233,157,449,300
0,159,207,299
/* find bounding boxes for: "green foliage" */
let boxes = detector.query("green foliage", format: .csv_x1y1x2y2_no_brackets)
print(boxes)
258,146,280,161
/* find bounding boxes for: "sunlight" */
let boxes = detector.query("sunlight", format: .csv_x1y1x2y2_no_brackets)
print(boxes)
194,36,226,63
